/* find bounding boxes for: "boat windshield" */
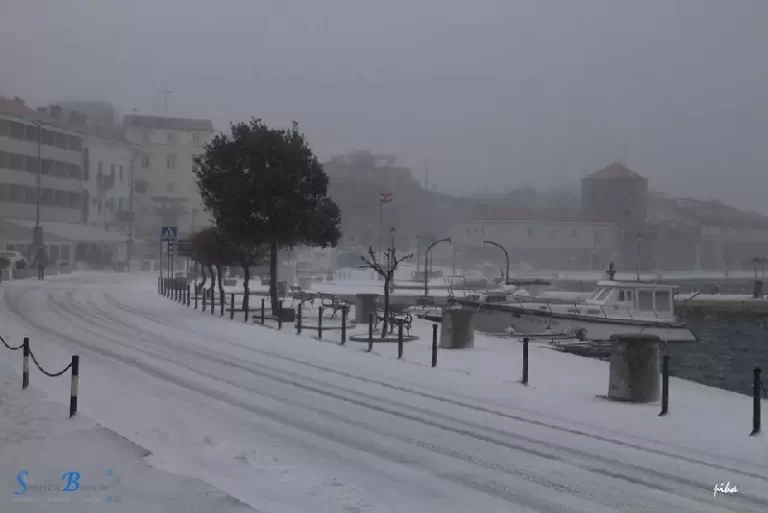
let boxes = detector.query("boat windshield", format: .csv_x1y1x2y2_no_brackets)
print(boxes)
587,288,604,301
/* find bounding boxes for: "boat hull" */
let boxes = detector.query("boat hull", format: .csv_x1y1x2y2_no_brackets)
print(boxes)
460,302,697,342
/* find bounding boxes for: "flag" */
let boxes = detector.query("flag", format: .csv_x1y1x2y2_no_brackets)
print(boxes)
380,192,394,204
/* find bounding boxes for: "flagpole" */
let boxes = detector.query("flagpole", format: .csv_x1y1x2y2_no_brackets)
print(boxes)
378,188,383,263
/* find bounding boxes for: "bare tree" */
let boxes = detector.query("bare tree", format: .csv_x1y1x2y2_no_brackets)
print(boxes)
360,246,412,337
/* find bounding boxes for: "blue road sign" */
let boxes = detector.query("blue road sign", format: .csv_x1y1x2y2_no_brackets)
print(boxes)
161,226,178,242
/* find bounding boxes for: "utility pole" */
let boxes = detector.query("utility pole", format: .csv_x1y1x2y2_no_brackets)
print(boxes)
159,87,173,115
33,121,43,246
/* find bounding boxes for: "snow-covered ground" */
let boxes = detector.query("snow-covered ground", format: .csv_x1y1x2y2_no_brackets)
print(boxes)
0,361,254,512
1,271,766,512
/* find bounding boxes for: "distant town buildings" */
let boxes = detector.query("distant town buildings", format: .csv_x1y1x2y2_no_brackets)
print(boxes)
123,115,213,240
0,94,213,269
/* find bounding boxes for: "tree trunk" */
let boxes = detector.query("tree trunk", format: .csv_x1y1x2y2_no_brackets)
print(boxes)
269,241,279,313
216,264,225,296
199,264,207,290
242,257,250,314
207,265,215,293
382,271,391,338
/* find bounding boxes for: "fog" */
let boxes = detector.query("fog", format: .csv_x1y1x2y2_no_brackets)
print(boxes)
1,0,766,211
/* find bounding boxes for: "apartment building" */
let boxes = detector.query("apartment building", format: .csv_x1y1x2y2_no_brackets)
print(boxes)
123,115,214,241
0,97,85,229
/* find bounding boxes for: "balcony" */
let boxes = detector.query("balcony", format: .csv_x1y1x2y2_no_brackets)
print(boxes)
134,179,149,194
96,171,116,191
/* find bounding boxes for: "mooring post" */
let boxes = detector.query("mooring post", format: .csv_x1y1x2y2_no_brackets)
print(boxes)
340,307,347,345
751,367,762,436
260,298,265,325
431,324,438,368
210,290,214,315
22,337,29,390
318,307,323,339
297,303,303,334
230,293,235,319
659,354,669,417
368,313,374,352
397,319,404,359
522,337,529,385
278,300,283,330
69,355,79,418
220,292,224,316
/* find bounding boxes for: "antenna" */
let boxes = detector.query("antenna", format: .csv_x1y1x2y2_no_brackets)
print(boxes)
158,86,173,115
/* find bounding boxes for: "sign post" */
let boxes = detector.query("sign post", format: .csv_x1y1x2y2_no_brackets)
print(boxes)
161,226,178,283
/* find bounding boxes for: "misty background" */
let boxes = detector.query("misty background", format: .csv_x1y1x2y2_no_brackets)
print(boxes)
2,0,766,211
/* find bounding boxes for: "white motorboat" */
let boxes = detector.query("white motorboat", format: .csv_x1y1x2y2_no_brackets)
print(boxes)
456,279,697,343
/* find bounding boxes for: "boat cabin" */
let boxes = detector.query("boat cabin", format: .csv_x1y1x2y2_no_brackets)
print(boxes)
585,280,677,316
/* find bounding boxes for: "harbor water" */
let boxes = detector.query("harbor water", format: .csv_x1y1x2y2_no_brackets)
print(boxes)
667,320,767,397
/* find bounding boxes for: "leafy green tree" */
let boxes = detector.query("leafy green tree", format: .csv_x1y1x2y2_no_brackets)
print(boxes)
194,119,341,313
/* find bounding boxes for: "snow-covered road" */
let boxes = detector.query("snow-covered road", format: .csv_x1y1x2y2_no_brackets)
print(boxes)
2,273,766,512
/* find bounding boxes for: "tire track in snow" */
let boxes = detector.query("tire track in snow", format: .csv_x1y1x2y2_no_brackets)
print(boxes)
106,291,768,483
53,289,764,512
6,288,595,513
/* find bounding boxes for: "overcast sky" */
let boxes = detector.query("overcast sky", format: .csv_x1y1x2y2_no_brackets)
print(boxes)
1,0,766,210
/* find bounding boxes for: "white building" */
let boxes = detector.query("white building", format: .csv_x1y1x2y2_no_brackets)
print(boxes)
0,98,85,226
0,97,131,268
123,115,214,241
453,206,617,270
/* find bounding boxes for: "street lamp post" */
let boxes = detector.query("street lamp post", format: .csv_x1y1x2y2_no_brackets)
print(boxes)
424,237,451,296
483,240,509,285
33,121,43,246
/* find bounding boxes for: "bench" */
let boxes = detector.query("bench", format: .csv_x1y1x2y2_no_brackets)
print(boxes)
289,285,316,309
317,293,350,318
373,305,413,335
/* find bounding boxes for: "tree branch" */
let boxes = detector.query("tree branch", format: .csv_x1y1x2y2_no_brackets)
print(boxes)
359,247,386,276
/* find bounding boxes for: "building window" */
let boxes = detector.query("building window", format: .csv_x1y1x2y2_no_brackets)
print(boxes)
55,132,68,149
41,128,54,146
166,153,176,170
25,124,38,142
10,122,25,140
119,165,123,182
166,183,174,193
192,133,201,145
143,131,152,144
167,132,177,144
141,156,150,169
68,135,82,152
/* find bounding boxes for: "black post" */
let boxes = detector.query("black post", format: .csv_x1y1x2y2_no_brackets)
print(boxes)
368,312,374,352
210,290,214,315
522,337,529,385
158,276,161,294
260,298,265,325
297,303,303,334
186,285,190,306
230,293,235,319
397,319,404,359
177,282,181,302
22,337,29,390
751,367,762,436
431,324,438,368
318,307,323,339
244,294,249,323
278,300,283,330
340,307,347,345
220,292,224,316
69,355,79,418
202,289,207,310
195,286,199,309
659,355,669,417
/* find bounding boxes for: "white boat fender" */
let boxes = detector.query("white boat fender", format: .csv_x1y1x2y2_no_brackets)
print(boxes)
504,325,516,337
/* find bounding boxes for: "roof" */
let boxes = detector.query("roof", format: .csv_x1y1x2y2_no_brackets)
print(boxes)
597,280,678,290
584,163,646,181
123,115,214,132
464,206,608,223
0,96,83,134
672,198,768,230
5,220,128,243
